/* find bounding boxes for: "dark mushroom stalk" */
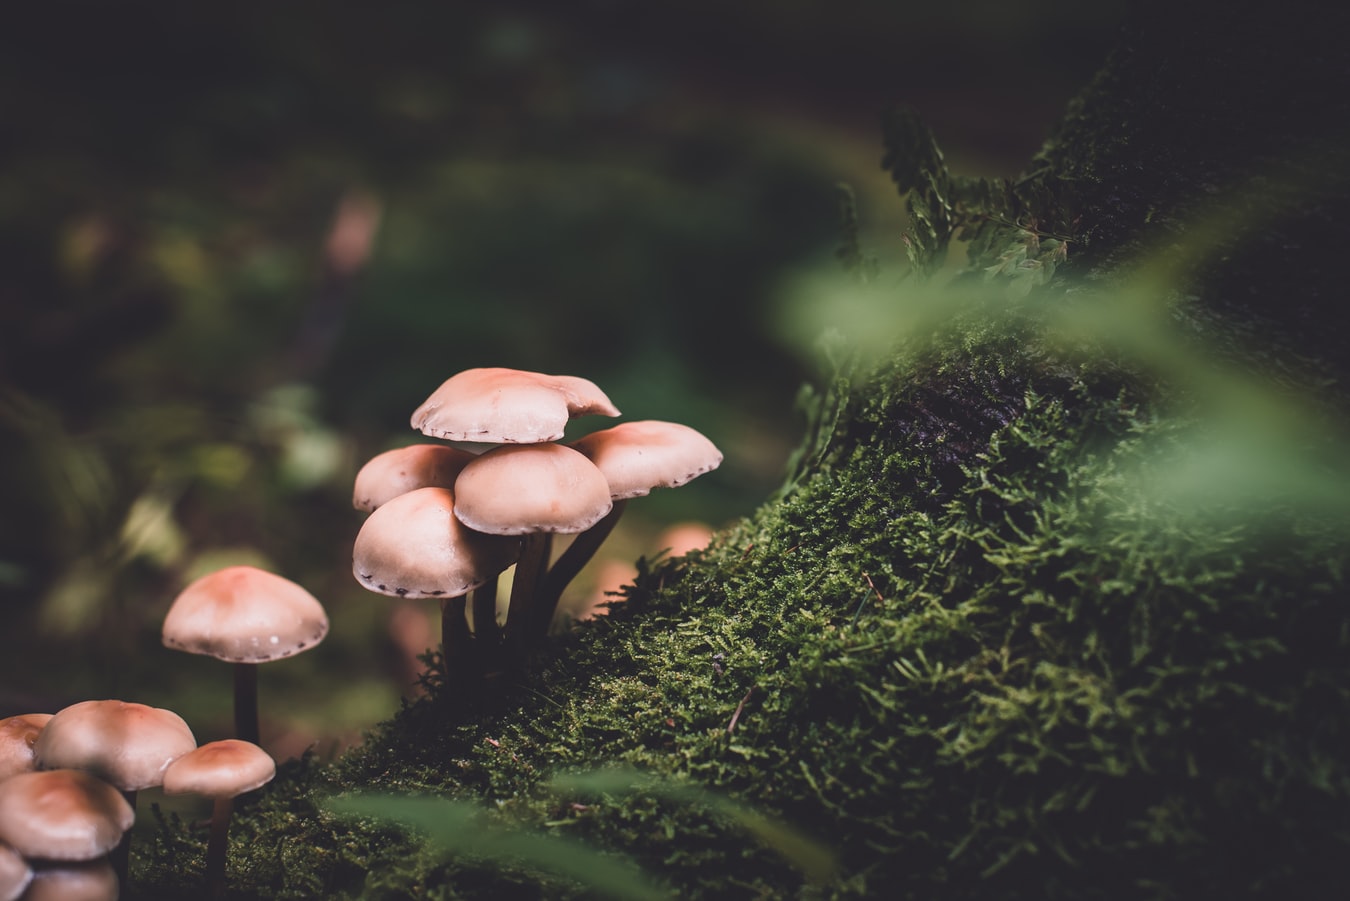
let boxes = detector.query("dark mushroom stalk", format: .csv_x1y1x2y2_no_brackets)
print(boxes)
532,499,627,638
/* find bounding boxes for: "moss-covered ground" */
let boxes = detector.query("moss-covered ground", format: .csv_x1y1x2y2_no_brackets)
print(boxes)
132,7,1350,898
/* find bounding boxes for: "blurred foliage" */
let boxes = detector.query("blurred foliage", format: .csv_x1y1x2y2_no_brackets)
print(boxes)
0,0,1118,741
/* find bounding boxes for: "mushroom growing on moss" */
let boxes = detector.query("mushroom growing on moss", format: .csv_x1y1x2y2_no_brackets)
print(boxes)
0,713,52,780
353,485,520,678
0,769,134,863
533,420,723,635
352,443,476,512
162,739,276,899
162,565,329,745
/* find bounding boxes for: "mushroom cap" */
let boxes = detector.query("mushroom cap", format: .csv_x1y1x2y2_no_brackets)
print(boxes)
33,700,197,793
0,843,31,901
162,565,330,663
453,443,613,535
571,420,724,500
0,769,135,861
0,713,53,781
353,443,476,512
162,739,276,798
18,859,118,901
353,486,520,598
411,367,620,443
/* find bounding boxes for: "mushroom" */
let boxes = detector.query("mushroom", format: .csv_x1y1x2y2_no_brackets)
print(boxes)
162,739,276,899
452,442,614,658
162,565,330,746
33,700,196,798
18,860,118,901
0,769,134,862
33,699,197,887
352,486,519,678
0,843,31,901
411,367,620,444
0,713,52,780
535,420,723,635
352,443,476,512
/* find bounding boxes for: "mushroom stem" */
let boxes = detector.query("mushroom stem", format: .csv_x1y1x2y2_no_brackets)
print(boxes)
110,789,138,891
534,499,627,639
233,663,260,746
205,795,234,900
505,532,552,658
440,595,473,681
470,580,502,657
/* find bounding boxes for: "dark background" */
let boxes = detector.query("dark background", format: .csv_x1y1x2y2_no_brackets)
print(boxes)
0,0,1123,755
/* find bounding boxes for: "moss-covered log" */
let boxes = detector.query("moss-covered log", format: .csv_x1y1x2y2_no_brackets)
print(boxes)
137,4,1350,899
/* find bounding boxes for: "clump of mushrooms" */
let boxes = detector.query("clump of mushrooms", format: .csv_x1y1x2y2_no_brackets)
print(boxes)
351,367,721,679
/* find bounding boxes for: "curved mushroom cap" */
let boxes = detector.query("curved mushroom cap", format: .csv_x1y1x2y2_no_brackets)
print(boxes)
571,420,724,500
162,739,276,798
0,713,53,781
33,700,196,793
17,859,117,901
353,487,520,598
353,444,476,512
411,367,620,443
163,565,330,664
453,443,613,535
0,843,31,901
0,770,135,861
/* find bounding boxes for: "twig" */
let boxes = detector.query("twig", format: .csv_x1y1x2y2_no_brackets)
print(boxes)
727,687,756,735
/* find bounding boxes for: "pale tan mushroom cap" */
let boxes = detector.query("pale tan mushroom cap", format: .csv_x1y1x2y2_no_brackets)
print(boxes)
0,769,135,861
572,420,724,500
34,700,197,793
0,842,31,901
353,444,476,512
453,443,613,535
411,367,620,443
353,487,520,598
162,739,276,798
162,565,330,663
18,859,117,901
0,713,53,781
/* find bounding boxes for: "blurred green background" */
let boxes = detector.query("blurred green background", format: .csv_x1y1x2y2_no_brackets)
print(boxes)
0,1,1122,757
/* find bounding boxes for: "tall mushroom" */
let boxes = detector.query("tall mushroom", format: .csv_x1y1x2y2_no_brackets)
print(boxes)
162,739,276,899
162,565,329,746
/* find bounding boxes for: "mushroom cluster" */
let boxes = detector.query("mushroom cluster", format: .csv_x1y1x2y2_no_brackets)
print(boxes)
351,367,723,680
0,701,276,900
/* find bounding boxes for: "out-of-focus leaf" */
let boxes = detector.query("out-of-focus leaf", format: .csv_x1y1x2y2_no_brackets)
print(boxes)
326,793,672,901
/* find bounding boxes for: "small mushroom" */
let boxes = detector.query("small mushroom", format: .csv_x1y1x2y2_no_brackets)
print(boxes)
33,700,196,797
352,486,519,678
19,859,118,901
162,739,276,899
33,699,197,888
352,443,476,512
536,420,723,635
411,367,620,443
0,769,134,862
0,713,52,780
162,565,330,746
0,843,31,901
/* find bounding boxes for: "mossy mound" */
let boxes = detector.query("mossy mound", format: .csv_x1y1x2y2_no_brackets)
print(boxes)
134,6,1350,898
134,312,1350,898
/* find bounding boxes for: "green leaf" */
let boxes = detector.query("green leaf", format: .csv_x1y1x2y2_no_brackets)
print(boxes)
326,793,672,901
